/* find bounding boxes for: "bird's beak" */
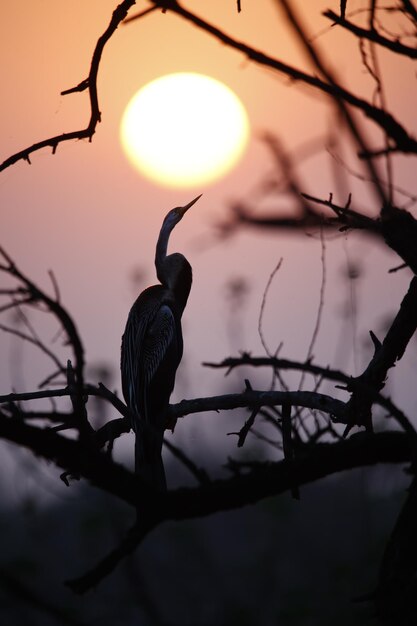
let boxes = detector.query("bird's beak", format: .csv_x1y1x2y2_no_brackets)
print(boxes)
178,194,202,217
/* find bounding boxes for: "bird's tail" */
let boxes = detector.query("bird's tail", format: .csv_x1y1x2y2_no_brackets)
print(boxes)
134,424,166,492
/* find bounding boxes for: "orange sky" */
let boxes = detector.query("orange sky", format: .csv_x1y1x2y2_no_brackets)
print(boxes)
0,1,415,470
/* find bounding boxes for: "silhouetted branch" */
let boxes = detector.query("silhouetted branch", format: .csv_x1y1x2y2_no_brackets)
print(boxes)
0,408,137,505
300,193,417,274
402,0,417,23
229,390,260,447
0,247,86,396
379,205,417,274
230,203,340,231
134,1,417,164
204,354,350,383
0,0,136,173
203,354,416,436
300,192,379,231
171,389,347,422
67,520,155,594
66,430,412,592
0,384,348,428
341,276,417,436
324,9,417,58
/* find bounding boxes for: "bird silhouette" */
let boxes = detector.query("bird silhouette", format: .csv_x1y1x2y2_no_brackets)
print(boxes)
121,195,201,491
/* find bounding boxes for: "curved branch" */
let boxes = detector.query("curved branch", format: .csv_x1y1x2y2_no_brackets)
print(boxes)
0,247,90,434
0,384,348,427
0,0,136,173
170,389,347,421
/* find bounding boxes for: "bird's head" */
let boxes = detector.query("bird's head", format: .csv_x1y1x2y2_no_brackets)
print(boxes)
162,194,202,230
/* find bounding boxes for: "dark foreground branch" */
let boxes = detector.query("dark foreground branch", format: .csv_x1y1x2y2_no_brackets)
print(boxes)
0,402,410,592
0,385,348,426
67,430,412,592
0,409,137,505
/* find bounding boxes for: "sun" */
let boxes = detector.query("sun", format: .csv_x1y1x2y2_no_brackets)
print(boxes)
120,72,250,188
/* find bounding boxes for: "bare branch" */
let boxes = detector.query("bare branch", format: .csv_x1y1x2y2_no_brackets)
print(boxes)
203,353,416,436
0,247,87,409
131,2,417,175
0,0,137,173
300,192,379,231
324,9,417,58
66,520,154,594
66,430,412,592
341,277,417,436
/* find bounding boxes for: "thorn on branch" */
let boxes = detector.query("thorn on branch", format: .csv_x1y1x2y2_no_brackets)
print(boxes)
369,330,382,352
244,379,253,392
345,192,352,209
48,269,61,302
61,78,89,96
388,262,407,274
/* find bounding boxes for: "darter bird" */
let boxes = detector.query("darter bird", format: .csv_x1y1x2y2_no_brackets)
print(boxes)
121,195,201,491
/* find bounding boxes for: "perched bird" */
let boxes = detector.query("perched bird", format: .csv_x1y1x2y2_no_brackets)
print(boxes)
121,195,201,491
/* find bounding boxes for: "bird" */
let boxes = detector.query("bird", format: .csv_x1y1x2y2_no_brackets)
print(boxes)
121,195,201,491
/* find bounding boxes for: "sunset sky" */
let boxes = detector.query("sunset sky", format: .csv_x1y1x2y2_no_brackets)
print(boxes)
1,1,415,483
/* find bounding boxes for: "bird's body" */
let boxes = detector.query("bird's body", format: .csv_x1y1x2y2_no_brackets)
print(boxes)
121,196,200,491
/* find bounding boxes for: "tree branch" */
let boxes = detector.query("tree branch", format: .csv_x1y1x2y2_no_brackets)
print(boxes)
324,10,417,59
67,430,412,592
136,1,417,161
203,354,416,436
0,0,136,173
341,277,417,436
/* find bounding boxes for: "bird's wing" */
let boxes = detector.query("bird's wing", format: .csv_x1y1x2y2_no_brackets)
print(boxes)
121,296,177,424
141,304,176,385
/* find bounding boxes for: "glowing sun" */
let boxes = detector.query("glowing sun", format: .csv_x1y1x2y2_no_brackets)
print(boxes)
120,72,250,188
